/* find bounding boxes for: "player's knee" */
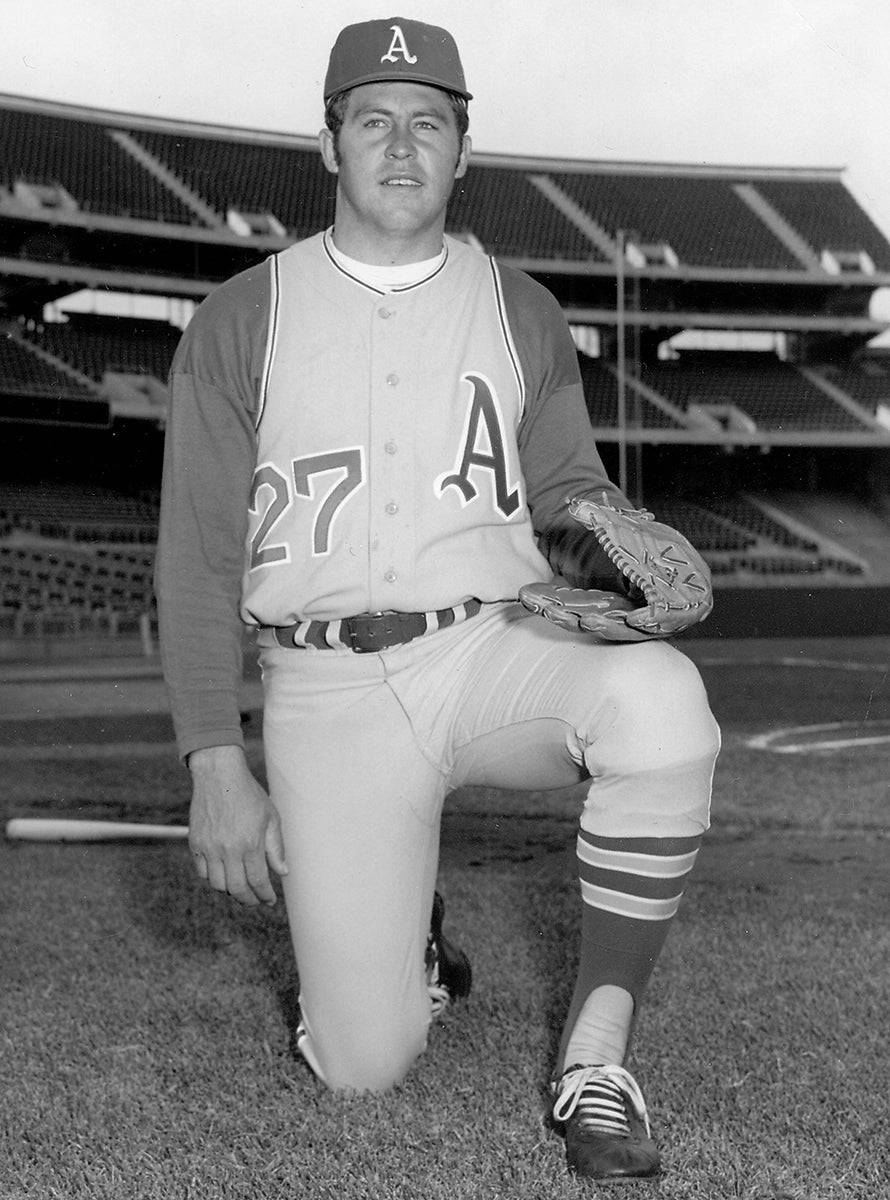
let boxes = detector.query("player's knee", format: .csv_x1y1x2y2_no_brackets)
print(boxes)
597,642,720,767
299,1006,429,1094
652,644,718,752
578,644,719,838
320,1040,427,1094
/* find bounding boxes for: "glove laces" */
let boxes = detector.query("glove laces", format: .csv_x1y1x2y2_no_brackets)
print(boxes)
553,1064,651,1139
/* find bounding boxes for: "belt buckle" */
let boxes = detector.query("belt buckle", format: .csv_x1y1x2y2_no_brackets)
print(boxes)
342,611,387,653
343,611,424,653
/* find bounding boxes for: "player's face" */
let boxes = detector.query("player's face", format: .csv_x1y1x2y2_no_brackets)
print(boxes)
320,81,470,264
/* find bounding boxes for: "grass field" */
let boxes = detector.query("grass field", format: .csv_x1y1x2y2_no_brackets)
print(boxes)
2,636,889,1199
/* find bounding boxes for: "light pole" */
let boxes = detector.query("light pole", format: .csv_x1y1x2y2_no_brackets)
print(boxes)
616,229,628,496
616,228,644,506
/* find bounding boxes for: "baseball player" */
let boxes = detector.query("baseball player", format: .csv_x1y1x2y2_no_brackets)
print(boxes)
155,16,720,1182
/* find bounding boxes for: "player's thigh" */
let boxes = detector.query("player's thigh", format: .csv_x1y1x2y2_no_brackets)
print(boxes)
260,647,445,1088
449,609,717,785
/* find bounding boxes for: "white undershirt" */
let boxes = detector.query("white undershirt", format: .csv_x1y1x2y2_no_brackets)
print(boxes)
325,231,446,292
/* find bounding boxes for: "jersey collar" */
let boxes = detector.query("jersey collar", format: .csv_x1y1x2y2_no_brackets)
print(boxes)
322,228,449,295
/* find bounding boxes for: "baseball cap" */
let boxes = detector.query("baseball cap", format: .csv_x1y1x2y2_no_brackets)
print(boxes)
324,17,472,104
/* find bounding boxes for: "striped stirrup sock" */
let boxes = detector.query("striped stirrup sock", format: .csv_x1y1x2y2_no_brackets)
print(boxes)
576,829,702,926
558,830,703,1070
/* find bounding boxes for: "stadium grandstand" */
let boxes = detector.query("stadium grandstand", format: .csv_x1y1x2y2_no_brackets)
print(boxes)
2,92,890,653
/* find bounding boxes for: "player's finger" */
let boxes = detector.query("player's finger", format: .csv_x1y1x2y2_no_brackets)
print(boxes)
189,845,209,880
243,848,278,907
204,852,233,898
221,854,263,907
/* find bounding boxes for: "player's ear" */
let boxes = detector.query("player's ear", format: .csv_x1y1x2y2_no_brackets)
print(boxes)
454,134,471,180
319,127,339,174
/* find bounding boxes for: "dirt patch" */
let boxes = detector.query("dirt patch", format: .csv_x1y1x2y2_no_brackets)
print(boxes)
693,830,890,901
0,709,262,747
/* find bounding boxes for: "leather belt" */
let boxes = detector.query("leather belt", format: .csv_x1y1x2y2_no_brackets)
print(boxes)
270,598,483,653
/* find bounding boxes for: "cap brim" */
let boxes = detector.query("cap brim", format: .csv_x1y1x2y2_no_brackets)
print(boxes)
325,72,472,103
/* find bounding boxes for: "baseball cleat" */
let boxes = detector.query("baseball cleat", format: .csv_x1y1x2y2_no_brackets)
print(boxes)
552,1063,661,1181
426,890,472,1016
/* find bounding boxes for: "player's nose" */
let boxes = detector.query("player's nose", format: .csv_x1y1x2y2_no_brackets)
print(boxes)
385,125,416,158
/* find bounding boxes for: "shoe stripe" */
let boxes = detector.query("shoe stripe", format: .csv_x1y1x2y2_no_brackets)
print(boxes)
553,1064,652,1139
555,1076,631,1135
577,1095,626,1122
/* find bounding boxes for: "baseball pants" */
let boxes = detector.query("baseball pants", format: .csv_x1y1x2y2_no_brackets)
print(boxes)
259,601,720,1092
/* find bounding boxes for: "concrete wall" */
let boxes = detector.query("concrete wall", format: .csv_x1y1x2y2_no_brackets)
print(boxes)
685,586,890,639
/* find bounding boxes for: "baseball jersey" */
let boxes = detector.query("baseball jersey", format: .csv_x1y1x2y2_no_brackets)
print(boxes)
155,231,628,757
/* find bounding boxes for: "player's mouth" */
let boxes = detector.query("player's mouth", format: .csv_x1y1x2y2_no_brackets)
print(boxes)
382,176,422,187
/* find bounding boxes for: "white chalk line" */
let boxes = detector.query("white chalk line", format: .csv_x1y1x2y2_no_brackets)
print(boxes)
746,721,890,754
697,656,889,673
6,729,886,760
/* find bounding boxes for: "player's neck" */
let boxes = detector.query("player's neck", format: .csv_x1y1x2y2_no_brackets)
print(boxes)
328,217,445,267
325,231,445,292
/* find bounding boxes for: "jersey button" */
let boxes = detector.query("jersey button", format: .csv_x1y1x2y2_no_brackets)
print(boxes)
384,440,398,455
385,373,399,386
378,307,393,319
385,501,399,515
384,569,397,583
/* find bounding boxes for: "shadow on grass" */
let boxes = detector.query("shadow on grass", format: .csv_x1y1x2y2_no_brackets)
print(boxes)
440,783,587,1088
114,832,303,1051
101,770,593,1084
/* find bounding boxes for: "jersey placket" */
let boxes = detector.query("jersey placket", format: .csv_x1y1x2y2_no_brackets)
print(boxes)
367,295,417,614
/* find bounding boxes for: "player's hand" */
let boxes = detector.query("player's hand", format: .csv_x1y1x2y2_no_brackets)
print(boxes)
187,745,288,907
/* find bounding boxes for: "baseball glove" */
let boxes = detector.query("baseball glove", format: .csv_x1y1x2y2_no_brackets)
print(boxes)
520,493,713,641
518,581,642,641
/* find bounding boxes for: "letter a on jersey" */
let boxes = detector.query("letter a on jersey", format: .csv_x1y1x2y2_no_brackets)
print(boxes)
437,373,521,516
381,24,418,64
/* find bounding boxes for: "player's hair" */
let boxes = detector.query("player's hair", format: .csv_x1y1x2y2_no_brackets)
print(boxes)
324,88,469,162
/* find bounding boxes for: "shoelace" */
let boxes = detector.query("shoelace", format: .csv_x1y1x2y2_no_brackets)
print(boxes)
427,981,451,1016
553,1064,651,1139
426,937,452,1016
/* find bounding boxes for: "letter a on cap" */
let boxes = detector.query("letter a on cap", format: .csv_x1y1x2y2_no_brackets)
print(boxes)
323,17,472,103
381,24,418,64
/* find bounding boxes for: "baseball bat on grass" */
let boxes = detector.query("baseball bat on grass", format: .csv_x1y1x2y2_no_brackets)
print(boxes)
5,818,189,843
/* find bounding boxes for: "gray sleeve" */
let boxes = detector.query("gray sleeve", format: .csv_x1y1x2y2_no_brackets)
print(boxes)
154,263,271,759
154,370,258,759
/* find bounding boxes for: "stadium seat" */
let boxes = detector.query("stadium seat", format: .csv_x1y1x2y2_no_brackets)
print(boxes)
0,109,198,224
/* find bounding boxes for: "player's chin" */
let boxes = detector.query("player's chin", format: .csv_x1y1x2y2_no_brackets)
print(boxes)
375,192,441,229
378,181,455,211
